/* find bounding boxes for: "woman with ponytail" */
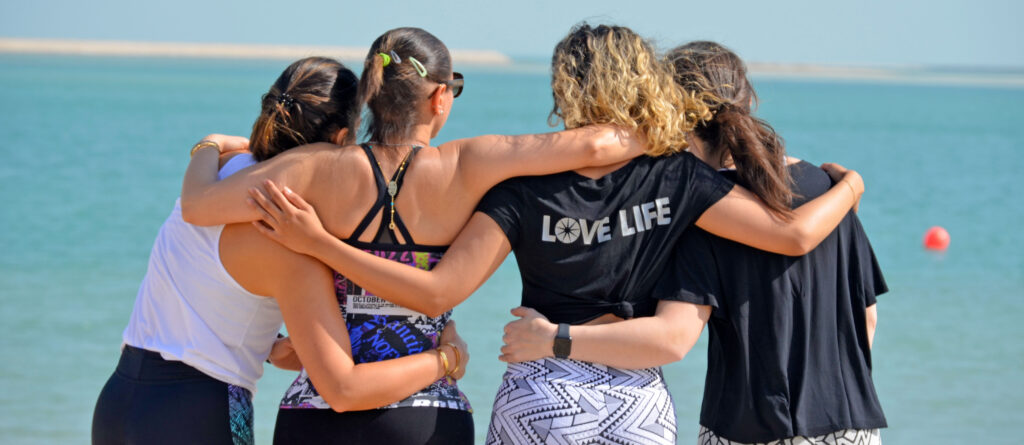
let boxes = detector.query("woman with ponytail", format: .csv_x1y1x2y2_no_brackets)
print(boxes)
488,41,886,444
659,41,888,445
180,27,654,444
236,25,867,444
93,57,471,445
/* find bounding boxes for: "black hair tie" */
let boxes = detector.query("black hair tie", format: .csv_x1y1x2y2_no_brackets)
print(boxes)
278,93,295,108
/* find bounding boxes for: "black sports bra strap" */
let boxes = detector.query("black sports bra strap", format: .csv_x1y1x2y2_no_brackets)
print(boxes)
377,145,422,245
349,144,389,240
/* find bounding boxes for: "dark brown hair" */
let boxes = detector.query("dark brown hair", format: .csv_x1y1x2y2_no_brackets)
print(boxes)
249,57,359,161
358,27,452,144
668,41,794,218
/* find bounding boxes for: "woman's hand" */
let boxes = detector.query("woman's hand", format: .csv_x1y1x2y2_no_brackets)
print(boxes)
267,335,303,371
820,162,863,212
500,307,557,363
439,320,469,380
248,180,332,257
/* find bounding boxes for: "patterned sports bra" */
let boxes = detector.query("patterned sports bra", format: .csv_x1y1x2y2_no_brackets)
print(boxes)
279,144,471,412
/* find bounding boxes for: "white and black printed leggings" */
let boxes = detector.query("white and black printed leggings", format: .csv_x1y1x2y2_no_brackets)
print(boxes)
698,426,881,445
487,358,676,445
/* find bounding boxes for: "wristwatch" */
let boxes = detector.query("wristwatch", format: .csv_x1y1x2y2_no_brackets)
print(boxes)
553,323,572,359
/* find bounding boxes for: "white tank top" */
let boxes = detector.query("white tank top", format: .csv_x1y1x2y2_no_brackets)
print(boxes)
122,154,281,392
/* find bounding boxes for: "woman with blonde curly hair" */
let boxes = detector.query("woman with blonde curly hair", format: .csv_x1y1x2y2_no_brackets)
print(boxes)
243,24,865,444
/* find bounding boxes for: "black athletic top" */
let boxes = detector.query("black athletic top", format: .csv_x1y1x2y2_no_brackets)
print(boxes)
656,161,888,442
477,152,734,324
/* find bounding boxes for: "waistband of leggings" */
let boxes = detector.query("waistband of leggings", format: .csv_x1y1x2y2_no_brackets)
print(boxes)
116,345,218,383
504,357,665,387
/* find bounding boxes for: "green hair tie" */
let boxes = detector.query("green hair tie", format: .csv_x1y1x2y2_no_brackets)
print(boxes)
378,53,391,67
408,57,428,77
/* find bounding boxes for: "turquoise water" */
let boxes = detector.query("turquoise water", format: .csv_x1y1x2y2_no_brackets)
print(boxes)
1,54,1021,444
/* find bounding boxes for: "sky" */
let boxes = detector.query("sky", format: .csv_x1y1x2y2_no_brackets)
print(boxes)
1,0,1022,68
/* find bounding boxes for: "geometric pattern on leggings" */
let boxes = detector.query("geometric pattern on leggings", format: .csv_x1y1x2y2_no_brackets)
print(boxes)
228,385,254,445
698,426,881,445
487,358,676,444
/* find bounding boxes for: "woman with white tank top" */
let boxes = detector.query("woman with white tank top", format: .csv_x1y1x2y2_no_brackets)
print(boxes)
92,57,471,445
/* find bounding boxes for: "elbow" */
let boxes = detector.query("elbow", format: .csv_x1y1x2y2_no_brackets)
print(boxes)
419,290,450,318
179,200,212,226
662,330,697,364
319,384,357,413
785,224,818,256
584,135,605,165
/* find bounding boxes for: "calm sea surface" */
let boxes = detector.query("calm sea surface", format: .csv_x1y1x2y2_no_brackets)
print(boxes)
0,55,1021,444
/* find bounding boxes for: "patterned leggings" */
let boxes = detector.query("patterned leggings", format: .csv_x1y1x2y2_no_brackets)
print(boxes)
487,358,676,445
698,426,881,445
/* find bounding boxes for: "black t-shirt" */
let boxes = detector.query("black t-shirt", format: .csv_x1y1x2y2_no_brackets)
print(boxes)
477,152,734,324
656,161,888,442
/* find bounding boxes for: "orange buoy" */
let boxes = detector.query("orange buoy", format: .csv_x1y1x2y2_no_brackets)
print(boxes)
923,226,950,251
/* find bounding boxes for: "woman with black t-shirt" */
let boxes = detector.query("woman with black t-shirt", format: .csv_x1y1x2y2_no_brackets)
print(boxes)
504,41,887,445
666,42,886,445
245,26,865,444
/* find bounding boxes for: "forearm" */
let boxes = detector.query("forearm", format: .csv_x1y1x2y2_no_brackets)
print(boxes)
785,178,862,253
314,350,447,412
309,235,461,317
301,212,509,317
180,144,225,225
569,316,699,369
697,174,862,256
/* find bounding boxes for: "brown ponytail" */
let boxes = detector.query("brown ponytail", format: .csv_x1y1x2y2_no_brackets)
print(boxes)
358,28,452,144
249,57,360,161
668,41,794,219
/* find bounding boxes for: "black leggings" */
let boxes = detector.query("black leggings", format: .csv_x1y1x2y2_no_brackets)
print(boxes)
92,345,253,445
273,406,474,445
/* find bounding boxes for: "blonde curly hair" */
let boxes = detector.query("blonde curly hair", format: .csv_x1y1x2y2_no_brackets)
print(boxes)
549,24,713,156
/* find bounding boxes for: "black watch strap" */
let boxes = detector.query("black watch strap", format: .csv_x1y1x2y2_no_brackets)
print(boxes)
553,323,572,359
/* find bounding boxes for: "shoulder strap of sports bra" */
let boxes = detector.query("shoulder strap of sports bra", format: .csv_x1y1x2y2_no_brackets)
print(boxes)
372,145,421,244
348,144,389,240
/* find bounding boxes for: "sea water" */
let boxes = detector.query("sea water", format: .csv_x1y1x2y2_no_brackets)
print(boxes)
0,54,1021,444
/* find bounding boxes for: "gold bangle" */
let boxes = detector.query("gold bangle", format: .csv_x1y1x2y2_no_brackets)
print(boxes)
841,179,858,200
190,140,220,158
438,348,452,377
446,342,460,377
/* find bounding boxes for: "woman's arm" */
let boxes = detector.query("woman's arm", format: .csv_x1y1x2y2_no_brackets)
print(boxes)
179,134,326,226
229,225,468,412
447,125,646,191
248,181,511,317
696,163,864,256
498,302,711,370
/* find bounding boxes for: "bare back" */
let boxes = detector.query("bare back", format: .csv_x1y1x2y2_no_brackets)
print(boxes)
306,143,490,246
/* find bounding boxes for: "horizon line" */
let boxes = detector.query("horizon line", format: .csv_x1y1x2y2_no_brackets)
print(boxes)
2,37,1022,88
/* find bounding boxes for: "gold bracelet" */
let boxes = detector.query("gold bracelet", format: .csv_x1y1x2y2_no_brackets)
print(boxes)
841,179,858,200
190,140,220,158
446,342,460,377
438,348,452,377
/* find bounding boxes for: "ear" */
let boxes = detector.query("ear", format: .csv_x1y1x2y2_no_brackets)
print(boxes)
429,84,448,115
331,128,350,146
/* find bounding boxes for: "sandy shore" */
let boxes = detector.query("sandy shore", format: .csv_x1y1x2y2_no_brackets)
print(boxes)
747,62,1024,88
3,38,1021,87
0,38,512,66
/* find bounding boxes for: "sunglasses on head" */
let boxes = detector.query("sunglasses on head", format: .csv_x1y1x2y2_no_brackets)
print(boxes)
435,72,464,98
